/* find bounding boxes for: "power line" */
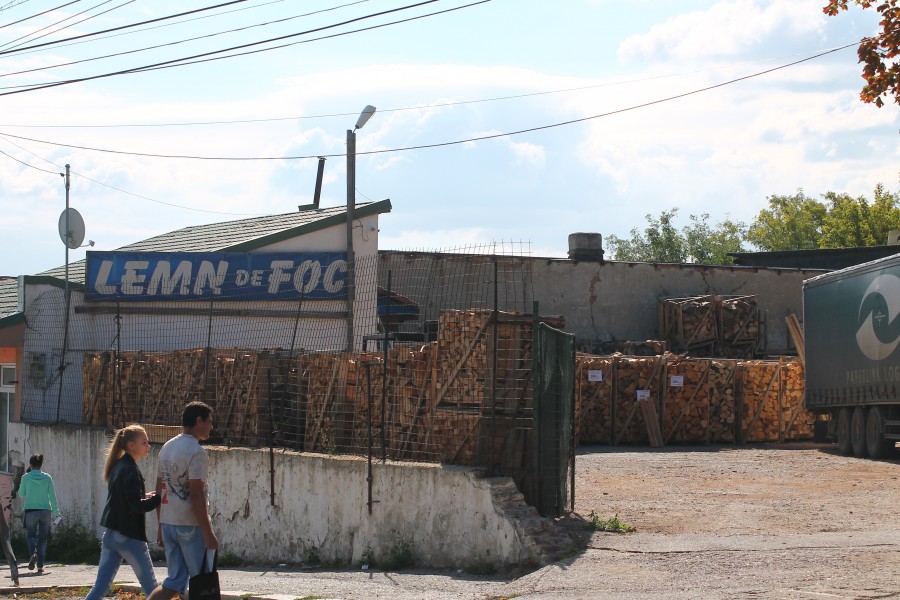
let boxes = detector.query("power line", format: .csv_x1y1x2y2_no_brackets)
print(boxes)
0,0,36,13
0,135,264,215
0,0,486,95
0,149,62,175
0,0,82,32
0,0,250,54
0,0,130,52
0,55,801,127
0,0,374,79
2,0,291,56
0,42,858,161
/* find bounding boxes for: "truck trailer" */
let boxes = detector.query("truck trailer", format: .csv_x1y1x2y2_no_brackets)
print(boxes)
804,252,900,458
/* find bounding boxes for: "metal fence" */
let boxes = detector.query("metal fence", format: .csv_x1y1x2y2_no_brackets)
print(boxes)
21,243,574,516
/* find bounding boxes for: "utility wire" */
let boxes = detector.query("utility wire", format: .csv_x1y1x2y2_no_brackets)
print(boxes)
0,134,265,215
0,149,62,174
2,0,292,56
0,0,250,54
0,41,859,161
0,0,373,79
0,0,483,95
0,55,801,127
0,0,82,32
0,0,35,12
0,0,129,52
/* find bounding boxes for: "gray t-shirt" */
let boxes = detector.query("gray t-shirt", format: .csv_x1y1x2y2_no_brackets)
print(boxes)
158,433,209,526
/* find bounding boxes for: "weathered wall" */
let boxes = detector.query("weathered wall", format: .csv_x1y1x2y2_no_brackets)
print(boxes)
378,252,826,353
7,422,537,568
531,259,826,353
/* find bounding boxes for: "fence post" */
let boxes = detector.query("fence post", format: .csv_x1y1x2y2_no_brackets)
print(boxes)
532,300,542,516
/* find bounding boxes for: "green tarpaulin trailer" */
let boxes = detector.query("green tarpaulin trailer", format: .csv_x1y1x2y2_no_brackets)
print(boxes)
804,252,900,458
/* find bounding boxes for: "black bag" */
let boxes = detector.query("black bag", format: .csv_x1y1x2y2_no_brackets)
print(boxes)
188,550,221,600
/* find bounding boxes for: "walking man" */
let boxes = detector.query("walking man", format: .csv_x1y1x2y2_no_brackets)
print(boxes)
147,401,218,600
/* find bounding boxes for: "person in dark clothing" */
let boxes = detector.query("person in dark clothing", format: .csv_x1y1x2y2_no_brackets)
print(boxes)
85,425,161,600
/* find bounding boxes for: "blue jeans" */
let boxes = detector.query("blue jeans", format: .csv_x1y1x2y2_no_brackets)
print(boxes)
24,510,50,569
160,524,207,593
84,529,158,600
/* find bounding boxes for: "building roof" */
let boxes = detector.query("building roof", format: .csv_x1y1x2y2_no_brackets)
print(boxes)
0,200,391,324
729,245,900,270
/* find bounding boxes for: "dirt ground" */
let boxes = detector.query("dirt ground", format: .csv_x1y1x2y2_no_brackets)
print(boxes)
556,442,900,600
575,442,900,536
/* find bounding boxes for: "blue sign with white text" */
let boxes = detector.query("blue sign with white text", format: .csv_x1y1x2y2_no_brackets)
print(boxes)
85,251,348,302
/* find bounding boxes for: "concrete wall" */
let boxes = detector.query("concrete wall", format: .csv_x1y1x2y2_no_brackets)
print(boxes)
532,259,826,353
7,422,537,568
378,252,827,354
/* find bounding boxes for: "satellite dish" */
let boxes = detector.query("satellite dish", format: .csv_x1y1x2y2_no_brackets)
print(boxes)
58,208,85,249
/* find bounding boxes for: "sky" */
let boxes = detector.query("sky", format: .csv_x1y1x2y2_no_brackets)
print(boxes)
0,0,897,277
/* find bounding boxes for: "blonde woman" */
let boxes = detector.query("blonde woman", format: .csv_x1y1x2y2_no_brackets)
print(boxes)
85,426,161,600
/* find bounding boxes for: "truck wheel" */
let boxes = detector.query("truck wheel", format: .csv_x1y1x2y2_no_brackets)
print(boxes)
836,408,852,455
866,406,893,459
851,406,868,458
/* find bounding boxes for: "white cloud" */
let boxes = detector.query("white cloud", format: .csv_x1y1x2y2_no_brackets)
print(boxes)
618,0,826,62
507,140,545,168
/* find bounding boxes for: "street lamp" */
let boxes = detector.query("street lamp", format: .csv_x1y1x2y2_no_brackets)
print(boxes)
347,104,376,351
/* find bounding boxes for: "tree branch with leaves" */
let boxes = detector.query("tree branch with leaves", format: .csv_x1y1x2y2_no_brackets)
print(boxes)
825,0,900,107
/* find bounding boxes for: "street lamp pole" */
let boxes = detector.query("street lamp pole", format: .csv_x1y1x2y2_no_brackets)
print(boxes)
346,105,376,352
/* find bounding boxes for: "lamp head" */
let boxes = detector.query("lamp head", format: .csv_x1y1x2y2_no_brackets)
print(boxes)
355,105,376,130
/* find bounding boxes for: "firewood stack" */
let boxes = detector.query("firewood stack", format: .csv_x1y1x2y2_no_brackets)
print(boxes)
660,356,737,444
574,354,614,444
661,355,713,444
659,295,760,357
82,308,548,466
83,349,266,444
719,296,760,357
575,353,809,447
659,296,718,353
707,360,738,443
741,359,813,442
613,356,664,445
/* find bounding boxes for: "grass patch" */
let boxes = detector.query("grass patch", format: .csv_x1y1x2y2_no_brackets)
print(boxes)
304,545,320,566
217,551,244,568
295,596,327,600
380,530,415,571
588,511,636,533
359,543,374,567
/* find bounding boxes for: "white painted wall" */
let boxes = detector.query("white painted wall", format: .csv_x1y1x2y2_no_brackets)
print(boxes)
7,422,534,568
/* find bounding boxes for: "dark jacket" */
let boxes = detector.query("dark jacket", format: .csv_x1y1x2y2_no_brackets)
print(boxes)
100,454,161,542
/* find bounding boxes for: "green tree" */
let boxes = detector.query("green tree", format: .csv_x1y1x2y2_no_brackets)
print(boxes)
747,185,900,251
746,190,827,251
607,209,686,263
821,184,900,247
825,0,900,107
607,210,747,264
683,214,748,265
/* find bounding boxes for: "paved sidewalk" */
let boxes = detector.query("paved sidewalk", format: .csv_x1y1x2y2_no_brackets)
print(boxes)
0,561,515,599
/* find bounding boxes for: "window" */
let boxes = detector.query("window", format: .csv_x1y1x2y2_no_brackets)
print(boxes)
0,366,12,472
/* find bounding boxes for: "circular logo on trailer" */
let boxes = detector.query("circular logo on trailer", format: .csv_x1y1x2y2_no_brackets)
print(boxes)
856,274,900,361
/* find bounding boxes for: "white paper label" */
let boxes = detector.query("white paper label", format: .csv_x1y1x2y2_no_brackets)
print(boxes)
587,370,604,382
669,375,684,387
636,389,650,401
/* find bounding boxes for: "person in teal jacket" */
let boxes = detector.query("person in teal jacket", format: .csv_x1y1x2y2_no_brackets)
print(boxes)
17,454,60,574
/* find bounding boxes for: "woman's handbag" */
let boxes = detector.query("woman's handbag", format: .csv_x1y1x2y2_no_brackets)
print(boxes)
188,549,221,600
